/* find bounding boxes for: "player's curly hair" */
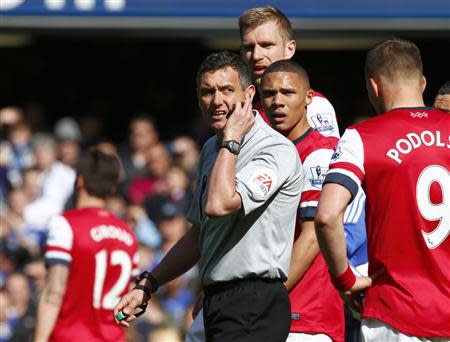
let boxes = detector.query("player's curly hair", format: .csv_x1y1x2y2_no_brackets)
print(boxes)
196,51,252,90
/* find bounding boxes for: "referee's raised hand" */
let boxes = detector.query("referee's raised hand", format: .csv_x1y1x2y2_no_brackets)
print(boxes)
223,92,255,142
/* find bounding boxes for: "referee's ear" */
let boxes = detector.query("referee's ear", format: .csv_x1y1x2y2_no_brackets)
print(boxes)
246,84,256,101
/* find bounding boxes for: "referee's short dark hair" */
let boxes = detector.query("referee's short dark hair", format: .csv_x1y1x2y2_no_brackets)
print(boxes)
196,51,252,90
76,147,120,199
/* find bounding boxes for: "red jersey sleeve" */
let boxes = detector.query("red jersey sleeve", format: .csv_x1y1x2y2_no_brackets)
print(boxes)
299,148,334,219
45,215,74,266
325,128,365,200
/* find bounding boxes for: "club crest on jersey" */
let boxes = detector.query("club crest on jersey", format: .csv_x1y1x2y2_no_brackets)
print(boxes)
250,169,277,197
331,141,345,161
309,165,328,188
310,113,334,135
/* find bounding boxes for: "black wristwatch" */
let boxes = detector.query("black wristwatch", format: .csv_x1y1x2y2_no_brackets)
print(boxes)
135,271,159,294
220,140,241,155
122,271,159,319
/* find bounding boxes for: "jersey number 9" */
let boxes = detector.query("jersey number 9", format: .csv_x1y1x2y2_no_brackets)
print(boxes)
416,165,450,249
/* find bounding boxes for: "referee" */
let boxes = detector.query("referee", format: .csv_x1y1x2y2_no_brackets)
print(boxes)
114,51,302,341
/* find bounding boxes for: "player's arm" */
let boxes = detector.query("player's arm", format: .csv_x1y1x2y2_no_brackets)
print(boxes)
114,223,201,326
285,146,333,290
316,129,377,312
34,264,69,342
205,94,254,216
315,183,351,276
316,182,376,313
285,219,319,291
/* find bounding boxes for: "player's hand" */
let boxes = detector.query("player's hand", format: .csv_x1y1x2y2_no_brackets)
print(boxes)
223,92,255,142
340,276,371,315
192,291,205,319
113,288,149,327
340,267,384,315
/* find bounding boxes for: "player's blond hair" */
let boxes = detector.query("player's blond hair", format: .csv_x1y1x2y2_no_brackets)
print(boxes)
365,39,423,82
239,6,292,43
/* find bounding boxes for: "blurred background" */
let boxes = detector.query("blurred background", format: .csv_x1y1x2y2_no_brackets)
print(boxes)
0,1,449,341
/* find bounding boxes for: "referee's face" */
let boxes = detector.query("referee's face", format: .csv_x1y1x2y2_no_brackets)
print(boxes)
197,66,246,133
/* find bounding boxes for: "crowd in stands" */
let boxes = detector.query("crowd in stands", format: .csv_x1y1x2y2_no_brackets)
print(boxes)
0,105,204,342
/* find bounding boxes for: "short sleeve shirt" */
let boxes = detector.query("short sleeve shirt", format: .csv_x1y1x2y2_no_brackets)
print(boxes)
187,113,302,286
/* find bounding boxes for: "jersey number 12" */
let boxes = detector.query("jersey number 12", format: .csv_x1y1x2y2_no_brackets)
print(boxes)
93,249,131,309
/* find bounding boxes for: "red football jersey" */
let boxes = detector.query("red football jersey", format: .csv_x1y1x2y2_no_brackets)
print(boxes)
45,207,139,342
289,128,344,341
254,89,340,140
326,107,450,337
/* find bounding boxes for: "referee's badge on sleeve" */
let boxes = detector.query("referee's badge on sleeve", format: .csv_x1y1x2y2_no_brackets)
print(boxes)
250,169,277,198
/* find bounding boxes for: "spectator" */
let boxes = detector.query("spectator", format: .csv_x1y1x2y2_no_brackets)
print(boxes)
128,143,172,205
5,273,36,342
24,258,47,297
433,80,450,112
54,117,82,168
119,114,159,185
158,209,189,253
23,133,75,231
0,290,13,342
148,323,183,342
137,243,157,273
0,241,17,288
21,168,41,202
126,205,162,250
170,136,199,180
2,122,35,188
4,187,39,258
165,166,192,211
0,106,24,139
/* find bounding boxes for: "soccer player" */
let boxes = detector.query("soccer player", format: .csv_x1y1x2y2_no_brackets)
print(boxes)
316,39,450,341
114,51,302,342
239,6,339,140
34,148,139,342
260,59,344,342
433,80,450,112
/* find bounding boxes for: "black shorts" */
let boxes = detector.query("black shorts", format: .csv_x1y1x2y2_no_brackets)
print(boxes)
203,278,291,342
